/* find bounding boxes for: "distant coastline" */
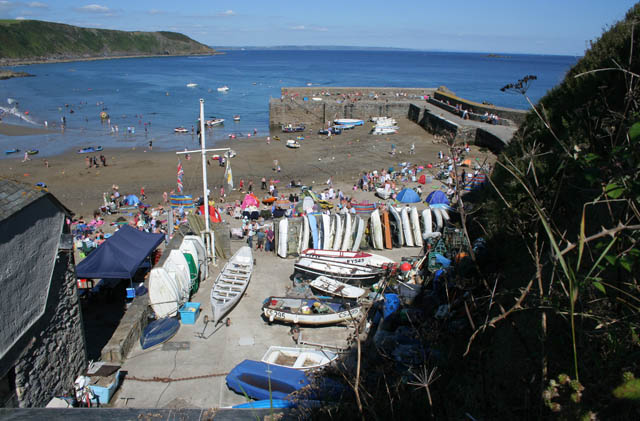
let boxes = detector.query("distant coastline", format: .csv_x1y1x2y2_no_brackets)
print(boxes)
0,52,222,68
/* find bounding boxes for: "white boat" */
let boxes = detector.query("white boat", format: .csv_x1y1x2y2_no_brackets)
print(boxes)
375,187,392,200
352,216,364,252
334,118,364,126
210,246,253,324
332,214,343,251
372,127,397,135
149,267,181,318
278,218,288,258
421,208,433,238
261,346,338,371
400,207,415,247
217,86,229,92
262,296,362,326
410,207,423,247
164,250,192,300
389,205,404,246
294,257,384,283
370,209,384,250
310,276,366,299
186,83,198,88
183,235,208,279
302,215,310,251
233,115,240,121
341,213,352,251
432,207,444,232
206,118,224,127
174,127,188,133
321,214,331,250
300,249,395,267
286,139,300,148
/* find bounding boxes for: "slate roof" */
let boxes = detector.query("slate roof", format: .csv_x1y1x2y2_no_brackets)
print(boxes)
0,178,70,222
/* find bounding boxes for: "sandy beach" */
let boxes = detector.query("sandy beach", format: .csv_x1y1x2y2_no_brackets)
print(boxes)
0,117,493,218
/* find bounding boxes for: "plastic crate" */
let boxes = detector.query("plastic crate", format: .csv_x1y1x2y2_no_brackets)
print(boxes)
89,370,123,405
179,302,201,324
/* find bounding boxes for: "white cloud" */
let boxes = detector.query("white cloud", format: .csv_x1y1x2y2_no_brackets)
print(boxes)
149,8,163,15
15,16,25,20
27,1,48,8
291,25,305,30
290,25,328,32
78,4,110,13
218,9,234,16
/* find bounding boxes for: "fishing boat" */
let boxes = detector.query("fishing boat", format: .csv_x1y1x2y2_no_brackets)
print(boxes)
210,246,253,324
205,118,224,127
27,149,39,155
4,148,20,155
261,346,338,371
262,296,363,325
139,317,180,350
334,118,364,126
77,146,103,154
294,257,384,283
217,85,229,92
174,127,189,133
226,359,310,400
186,83,198,88
300,249,394,267
286,139,301,148
310,276,366,299
282,124,305,133
233,115,240,121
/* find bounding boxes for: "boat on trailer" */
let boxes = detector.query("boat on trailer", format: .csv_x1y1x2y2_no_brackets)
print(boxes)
261,346,338,371
210,246,253,324
262,296,362,325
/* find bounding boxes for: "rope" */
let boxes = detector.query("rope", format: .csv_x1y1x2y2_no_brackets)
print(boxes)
126,372,229,383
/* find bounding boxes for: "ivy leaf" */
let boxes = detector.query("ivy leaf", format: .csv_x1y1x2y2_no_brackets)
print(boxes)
592,281,606,294
605,182,625,199
619,256,633,272
629,122,640,143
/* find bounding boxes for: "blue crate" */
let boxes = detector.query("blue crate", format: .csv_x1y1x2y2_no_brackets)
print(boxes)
179,302,201,324
89,370,123,405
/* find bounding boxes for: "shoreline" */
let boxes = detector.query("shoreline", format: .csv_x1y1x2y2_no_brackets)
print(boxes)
0,121,50,136
0,52,224,68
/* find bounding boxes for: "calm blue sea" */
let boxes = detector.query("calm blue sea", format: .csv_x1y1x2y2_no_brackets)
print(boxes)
0,50,577,157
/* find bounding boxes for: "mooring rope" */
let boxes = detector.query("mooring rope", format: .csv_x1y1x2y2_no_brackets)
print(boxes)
126,372,229,383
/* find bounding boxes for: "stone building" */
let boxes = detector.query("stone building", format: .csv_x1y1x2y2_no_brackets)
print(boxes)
0,179,87,407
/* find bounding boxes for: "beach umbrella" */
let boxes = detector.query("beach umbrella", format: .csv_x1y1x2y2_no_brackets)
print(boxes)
124,194,140,206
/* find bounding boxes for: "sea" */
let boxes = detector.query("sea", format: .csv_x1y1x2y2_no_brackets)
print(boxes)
0,50,578,158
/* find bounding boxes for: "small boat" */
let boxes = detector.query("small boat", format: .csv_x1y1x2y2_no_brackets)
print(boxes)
149,267,181,318
233,115,240,121
262,196,277,205
310,276,366,299
375,187,392,200
273,135,280,141
294,256,384,284
261,346,338,371
334,118,364,126
77,146,103,154
226,359,310,401
296,135,304,141
217,86,229,92
300,249,394,267
262,296,363,325
139,317,180,350
210,246,253,324
4,148,20,155
27,149,39,155
282,124,305,133
205,118,224,127
286,139,300,148
174,127,189,133
318,129,330,135
186,83,198,88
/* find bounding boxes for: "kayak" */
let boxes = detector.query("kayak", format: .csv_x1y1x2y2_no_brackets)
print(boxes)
4,148,20,155
27,149,39,155
77,146,103,154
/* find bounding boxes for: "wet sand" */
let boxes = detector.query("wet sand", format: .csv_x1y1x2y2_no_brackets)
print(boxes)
0,117,492,217
0,121,50,136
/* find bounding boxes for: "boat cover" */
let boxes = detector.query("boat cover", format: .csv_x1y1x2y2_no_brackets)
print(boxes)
226,360,309,400
76,225,164,279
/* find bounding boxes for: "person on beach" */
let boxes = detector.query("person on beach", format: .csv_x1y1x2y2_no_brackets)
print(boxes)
261,177,267,190
256,229,265,251
140,187,146,201
248,180,253,193
265,228,275,252
100,155,107,166
149,140,152,150
163,191,168,204
85,156,90,169
239,179,245,193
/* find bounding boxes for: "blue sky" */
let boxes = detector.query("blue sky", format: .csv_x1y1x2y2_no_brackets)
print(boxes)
0,0,637,55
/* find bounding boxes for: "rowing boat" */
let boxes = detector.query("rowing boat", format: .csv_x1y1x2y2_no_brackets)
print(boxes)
262,296,362,325
261,346,338,371
210,246,253,324
310,275,366,299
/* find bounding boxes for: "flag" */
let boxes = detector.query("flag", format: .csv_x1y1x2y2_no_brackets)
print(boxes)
224,161,233,190
177,160,184,193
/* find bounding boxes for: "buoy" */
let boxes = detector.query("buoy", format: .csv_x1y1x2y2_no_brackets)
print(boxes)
400,262,412,272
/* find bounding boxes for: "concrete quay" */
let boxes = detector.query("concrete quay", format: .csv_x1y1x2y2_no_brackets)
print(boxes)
111,240,415,409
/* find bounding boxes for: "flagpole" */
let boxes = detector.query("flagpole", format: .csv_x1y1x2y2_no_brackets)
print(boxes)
200,99,210,238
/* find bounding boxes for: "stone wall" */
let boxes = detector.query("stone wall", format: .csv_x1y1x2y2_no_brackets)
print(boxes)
433,90,527,125
13,250,87,407
100,295,151,363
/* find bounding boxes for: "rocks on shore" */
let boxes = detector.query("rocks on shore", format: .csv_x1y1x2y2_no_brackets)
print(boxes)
0,70,35,80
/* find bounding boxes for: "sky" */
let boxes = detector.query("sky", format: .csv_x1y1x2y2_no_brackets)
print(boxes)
0,0,638,55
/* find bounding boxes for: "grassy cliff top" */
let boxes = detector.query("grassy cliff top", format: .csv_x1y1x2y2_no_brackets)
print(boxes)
0,20,216,64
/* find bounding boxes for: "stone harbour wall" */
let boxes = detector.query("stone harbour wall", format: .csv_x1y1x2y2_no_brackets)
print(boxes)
13,251,87,407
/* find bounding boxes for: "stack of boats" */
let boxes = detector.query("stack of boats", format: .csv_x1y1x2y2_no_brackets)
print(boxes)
371,116,398,135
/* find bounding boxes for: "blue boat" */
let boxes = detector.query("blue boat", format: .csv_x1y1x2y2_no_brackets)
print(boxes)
226,360,310,401
4,148,20,155
232,399,295,409
77,146,103,154
307,214,319,249
140,317,180,350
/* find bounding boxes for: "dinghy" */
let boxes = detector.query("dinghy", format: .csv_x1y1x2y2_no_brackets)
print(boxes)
278,218,288,258
351,216,365,252
400,207,415,246
310,276,366,299
332,214,343,251
341,213,352,251
164,250,192,300
302,215,310,251
261,346,338,371
388,205,404,246
410,207,423,247
4,148,20,155
140,317,180,350
300,249,395,267
422,208,433,238
210,246,253,324
226,360,309,401
262,296,362,325
381,209,393,249
308,213,320,249
433,207,444,232
321,214,331,249
370,209,384,250
149,267,181,318
294,257,384,283
183,235,207,279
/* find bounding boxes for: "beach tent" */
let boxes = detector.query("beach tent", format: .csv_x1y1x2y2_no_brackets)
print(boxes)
461,159,472,167
241,193,259,209
124,194,140,206
198,204,222,223
425,190,450,206
396,188,421,203
76,225,164,279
